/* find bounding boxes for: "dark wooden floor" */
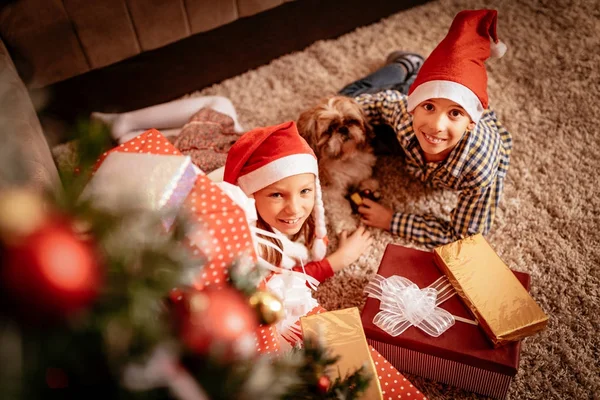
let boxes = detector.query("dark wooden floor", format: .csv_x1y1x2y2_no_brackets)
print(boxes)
39,0,429,126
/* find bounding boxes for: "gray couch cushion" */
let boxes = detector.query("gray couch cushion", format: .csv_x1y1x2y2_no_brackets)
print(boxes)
0,39,61,194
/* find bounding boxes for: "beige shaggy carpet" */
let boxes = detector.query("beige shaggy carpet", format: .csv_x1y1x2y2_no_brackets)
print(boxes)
52,0,599,398
181,0,599,399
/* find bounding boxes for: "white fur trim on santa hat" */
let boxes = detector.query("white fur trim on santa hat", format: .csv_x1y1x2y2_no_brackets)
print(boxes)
237,153,318,196
407,80,485,124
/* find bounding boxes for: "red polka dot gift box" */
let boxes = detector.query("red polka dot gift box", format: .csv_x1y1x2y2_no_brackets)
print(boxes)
93,129,256,288
93,129,282,355
182,176,256,289
361,244,530,399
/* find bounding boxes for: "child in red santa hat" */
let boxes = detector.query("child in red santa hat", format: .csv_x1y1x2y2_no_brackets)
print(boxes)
223,119,372,281
221,120,371,343
341,9,512,249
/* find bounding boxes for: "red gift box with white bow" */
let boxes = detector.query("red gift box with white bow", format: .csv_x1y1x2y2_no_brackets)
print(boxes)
361,244,527,399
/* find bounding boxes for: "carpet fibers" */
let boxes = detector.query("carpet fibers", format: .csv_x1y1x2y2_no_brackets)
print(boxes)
183,0,599,398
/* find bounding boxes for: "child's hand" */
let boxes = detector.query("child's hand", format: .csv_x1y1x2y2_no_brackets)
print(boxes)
358,198,394,231
326,226,373,272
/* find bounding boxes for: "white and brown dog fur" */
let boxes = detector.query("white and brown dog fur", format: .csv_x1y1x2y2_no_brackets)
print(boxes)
297,96,378,234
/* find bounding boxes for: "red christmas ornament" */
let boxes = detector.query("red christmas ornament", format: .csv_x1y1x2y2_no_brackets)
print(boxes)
1,215,101,321
317,375,331,393
168,287,186,305
46,368,69,389
172,286,259,359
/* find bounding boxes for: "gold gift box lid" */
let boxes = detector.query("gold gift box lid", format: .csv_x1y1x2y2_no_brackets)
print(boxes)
434,234,548,347
301,308,383,400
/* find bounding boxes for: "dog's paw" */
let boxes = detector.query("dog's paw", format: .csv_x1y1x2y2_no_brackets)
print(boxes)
358,178,379,193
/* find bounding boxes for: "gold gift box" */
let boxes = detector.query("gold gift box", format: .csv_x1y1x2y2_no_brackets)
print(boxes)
300,308,383,399
433,234,548,347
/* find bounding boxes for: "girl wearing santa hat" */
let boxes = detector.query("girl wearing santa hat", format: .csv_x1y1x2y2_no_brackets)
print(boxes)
222,120,372,282
220,120,371,344
342,9,513,249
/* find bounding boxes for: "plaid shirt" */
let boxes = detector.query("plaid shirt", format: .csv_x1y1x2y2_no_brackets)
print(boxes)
356,90,512,248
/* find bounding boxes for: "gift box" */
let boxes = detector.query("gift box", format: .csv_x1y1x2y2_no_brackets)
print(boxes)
283,307,426,398
434,234,548,346
96,129,256,287
97,129,281,355
361,244,529,399
301,307,384,400
83,151,196,230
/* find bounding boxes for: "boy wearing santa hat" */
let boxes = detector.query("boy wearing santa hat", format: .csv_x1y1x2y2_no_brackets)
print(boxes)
344,9,513,248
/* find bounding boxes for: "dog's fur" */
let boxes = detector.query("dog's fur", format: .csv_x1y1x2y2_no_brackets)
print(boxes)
297,96,378,234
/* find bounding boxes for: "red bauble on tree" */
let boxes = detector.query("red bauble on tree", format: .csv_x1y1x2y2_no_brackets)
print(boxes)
317,375,331,393
170,286,259,359
0,214,102,321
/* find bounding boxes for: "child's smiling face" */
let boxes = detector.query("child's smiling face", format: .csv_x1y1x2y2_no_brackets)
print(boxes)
253,173,315,235
411,98,476,162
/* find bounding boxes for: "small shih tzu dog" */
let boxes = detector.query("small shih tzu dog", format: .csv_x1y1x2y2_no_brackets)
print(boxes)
297,96,379,233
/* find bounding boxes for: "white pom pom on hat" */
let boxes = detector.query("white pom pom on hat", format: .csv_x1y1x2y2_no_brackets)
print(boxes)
407,9,507,124
490,38,507,58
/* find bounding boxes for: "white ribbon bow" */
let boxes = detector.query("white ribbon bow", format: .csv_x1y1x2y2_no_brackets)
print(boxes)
364,275,476,338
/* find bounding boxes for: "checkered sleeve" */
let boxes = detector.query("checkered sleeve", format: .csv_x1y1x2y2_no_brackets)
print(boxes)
354,90,407,127
451,173,505,238
389,175,505,248
389,211,456,248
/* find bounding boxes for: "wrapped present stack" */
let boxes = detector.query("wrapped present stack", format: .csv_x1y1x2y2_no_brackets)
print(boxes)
361,235,548,399
87,129,283,355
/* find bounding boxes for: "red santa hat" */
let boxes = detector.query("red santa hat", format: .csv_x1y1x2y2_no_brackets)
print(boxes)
407,9,507,124
224,121,327,260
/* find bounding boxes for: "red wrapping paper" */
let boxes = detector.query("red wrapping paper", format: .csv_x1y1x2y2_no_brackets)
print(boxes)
96,129,281,354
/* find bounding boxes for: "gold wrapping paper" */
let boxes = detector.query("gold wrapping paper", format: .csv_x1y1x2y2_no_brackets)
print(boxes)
434,234,548,347
300,308,383,399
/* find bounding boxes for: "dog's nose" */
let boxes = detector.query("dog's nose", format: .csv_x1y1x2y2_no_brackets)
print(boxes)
339,126,349,135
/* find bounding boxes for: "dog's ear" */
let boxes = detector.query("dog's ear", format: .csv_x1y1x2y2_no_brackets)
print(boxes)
297,107,318,149
359,107,376,141
365,119,376,142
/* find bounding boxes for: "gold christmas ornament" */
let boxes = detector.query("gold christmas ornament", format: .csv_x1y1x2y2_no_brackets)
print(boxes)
248,290,284,325
0,188,49,244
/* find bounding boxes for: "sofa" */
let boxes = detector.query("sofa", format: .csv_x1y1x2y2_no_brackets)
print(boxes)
0,0,428,194
0,0,294,88
0,0,296,194
0,38,59,193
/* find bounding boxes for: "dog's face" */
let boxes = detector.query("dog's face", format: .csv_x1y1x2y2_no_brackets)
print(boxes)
297,96,373,162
